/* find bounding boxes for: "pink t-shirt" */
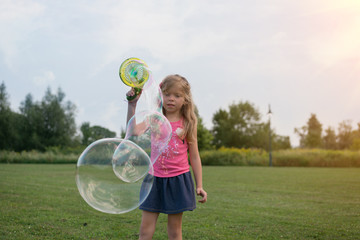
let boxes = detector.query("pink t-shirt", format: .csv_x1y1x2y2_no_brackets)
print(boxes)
153,119,190,177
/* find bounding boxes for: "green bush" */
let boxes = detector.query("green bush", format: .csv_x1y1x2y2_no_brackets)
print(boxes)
200,147,268,166
1,148,360,167
200,148,360,167
0,150,78,164
273,149,360,167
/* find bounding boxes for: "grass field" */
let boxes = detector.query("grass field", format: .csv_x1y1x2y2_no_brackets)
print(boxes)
1,165,359,240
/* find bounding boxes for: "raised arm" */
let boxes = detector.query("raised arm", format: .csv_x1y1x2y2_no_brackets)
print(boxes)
126,88,140,126
125,88,149,137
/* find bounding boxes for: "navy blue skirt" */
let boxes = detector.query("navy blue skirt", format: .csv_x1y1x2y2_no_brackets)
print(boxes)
139,171,196,214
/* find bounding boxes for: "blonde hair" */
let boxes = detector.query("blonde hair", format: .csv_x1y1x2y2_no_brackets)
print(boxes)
160,74,197,143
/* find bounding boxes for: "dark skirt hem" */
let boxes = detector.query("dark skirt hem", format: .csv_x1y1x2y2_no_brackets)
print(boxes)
139,206,195,214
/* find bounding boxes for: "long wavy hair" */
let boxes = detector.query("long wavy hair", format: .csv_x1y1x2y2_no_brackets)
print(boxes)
160,74,197,143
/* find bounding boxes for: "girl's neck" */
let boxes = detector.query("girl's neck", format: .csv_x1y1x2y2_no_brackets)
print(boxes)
165,112,182,122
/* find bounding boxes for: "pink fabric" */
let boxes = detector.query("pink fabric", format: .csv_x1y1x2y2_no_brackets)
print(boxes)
153,119,189,177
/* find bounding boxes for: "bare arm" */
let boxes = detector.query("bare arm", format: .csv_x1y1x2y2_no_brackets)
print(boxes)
188,125,207,203
125,89,148,136
126,88,140,126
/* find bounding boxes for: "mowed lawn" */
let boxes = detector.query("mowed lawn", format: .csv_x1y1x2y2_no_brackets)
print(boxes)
0,164,359,240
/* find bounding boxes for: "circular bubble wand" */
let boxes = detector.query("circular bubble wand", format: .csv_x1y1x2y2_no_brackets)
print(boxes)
119,57,150,101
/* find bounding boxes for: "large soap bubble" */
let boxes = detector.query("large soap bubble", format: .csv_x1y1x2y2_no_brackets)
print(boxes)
112,139,152,183
124,110,172,164
76,138,154,214
76,57,170,214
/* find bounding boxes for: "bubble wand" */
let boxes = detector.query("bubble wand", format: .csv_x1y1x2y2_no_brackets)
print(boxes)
119,57,150,101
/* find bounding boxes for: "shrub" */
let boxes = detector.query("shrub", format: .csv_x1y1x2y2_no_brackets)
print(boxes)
1,148,360,167
200,147,268,166
199,148,360,167
273,149,360,167
0,150,78,164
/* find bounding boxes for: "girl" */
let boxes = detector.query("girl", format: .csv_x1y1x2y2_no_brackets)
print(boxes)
126,74,207,240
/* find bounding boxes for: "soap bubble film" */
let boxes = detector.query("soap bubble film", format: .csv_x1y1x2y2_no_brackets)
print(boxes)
76,138,154,214
124,111,172,164
134,75,163,114
76,57,171,214
112,139,152,183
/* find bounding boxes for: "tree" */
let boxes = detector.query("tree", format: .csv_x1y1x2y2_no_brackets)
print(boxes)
80,122,92,145
350,123,360,150
323,127,337,149
0,82,10,111
306,114,322,148
295,113,322,148
19,93,43,150
256,121,291,150
212,109,231,148
294,125,307,148
212,101,291,150
337,120,353,150
0,82,14,149
272,135,291,150
194,107,213,150
248,122,268,150
38,88,77,148
18,87,77,151
120,127,126,139
212,101,263,149
0,82,27,150
80,122,116,145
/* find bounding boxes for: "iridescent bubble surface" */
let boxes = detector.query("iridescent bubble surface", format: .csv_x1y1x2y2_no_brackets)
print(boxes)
76,138,154,214
76,57,170,214
124,111,172,164
112,139,152,183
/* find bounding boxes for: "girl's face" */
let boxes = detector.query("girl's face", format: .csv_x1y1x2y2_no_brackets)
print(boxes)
162,86,186,115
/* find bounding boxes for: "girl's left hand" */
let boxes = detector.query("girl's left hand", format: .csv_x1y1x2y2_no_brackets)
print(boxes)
196,187,207,203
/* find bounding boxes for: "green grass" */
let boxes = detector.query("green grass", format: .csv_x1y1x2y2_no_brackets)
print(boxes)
1,165,359,239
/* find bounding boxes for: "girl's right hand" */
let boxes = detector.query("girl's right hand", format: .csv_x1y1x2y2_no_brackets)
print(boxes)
126,88,141,103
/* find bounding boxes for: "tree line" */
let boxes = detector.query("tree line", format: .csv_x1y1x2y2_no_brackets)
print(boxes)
0,82,116,152
295,113,360,150
8,81,359,153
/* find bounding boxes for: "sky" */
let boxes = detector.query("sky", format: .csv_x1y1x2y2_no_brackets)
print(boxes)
1,0,360,147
